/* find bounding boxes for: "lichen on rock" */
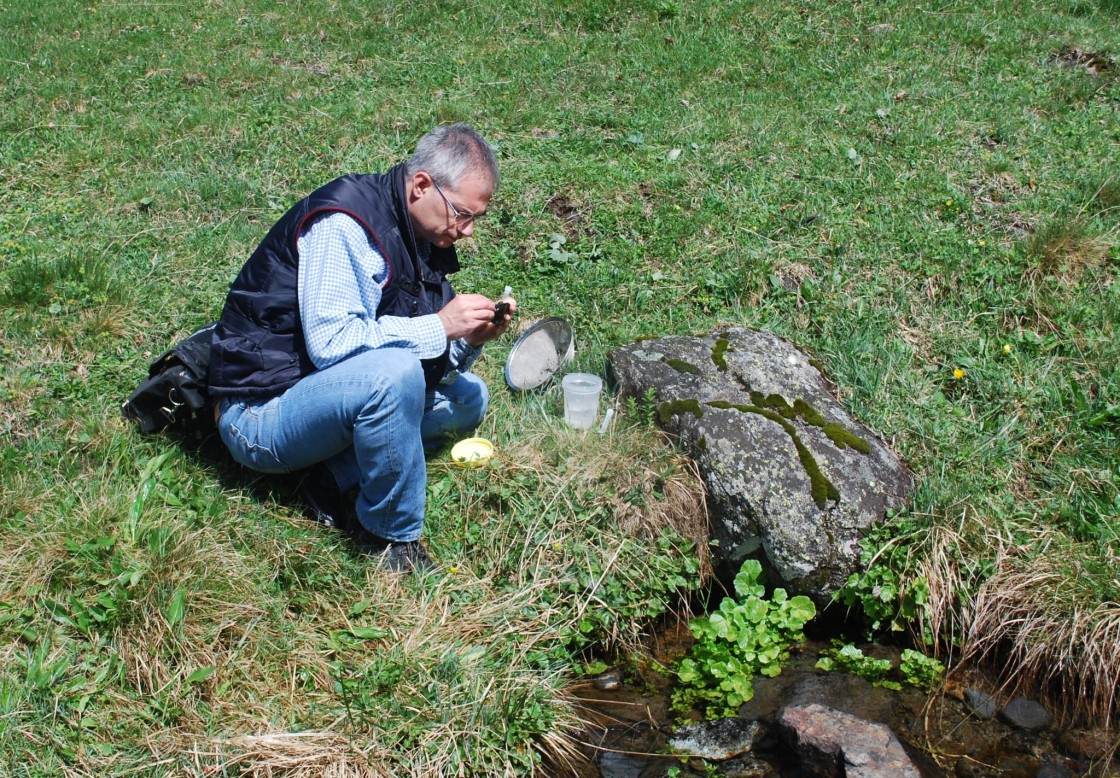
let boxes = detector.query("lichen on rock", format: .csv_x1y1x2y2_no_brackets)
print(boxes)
707,400,840,509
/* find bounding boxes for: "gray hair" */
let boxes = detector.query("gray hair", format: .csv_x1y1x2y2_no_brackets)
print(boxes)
405,123,499,192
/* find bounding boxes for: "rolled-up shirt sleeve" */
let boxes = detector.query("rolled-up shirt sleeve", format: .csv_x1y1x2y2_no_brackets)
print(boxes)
297,212,450,369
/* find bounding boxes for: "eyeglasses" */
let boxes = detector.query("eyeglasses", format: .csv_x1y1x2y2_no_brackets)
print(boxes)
431,180,482,227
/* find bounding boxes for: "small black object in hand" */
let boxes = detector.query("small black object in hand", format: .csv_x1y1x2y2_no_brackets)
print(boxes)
492,301,510,324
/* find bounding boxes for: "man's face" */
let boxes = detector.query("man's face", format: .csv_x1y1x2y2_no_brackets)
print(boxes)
408,171,493,249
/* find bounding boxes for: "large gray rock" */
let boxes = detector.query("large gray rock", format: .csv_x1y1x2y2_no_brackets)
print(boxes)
609,328,913,602
778,703,921,778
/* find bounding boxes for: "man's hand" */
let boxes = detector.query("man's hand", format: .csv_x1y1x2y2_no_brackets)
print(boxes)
438,293,517,346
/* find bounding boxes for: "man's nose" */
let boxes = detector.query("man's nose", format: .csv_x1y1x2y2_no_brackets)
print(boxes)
459,220,475,238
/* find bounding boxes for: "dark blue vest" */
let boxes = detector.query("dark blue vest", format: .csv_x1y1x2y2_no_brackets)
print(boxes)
208,164,457,398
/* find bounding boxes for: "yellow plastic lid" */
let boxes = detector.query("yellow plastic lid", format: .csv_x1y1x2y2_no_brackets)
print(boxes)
450,437,494,467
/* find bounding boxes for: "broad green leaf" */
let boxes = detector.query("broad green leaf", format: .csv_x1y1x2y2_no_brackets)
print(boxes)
186,666,216,684
788,596,817,624
741,599,768,623
167,587,186,628
733,560,764,599
344,625,389,641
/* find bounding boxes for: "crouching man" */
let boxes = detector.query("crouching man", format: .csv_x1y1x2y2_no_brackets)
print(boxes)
208,123,513,574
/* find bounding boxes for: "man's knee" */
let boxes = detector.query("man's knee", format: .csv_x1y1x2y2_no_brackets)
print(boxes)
421,372,489,444
336,349,426,418
455,372,489,429
348,349,425,388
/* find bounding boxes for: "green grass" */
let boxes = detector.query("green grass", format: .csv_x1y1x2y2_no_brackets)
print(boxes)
2,0,1119,773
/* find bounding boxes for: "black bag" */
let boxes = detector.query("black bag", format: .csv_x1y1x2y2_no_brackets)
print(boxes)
122,322,217,436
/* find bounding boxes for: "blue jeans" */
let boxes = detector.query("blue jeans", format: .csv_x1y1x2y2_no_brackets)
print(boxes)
217,348,488,542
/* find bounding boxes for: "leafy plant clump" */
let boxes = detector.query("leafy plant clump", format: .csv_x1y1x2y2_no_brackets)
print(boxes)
816,643,897,688
899,648,947,691
815,642,946,692
673,560,816,718
833,520,933,639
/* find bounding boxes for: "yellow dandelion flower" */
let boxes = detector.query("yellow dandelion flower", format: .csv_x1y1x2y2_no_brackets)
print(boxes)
447,566,459,574
1002,344,1012,355
953,368,966,380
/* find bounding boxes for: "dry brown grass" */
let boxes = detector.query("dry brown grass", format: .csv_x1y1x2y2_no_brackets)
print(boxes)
1023,219,1113,284
0,361,708,776
179,417,708,776
964,534,1120,731
888,506,1119,741
201,732,394,778
911,515,980,662
495,419,710,579
187,569,590,777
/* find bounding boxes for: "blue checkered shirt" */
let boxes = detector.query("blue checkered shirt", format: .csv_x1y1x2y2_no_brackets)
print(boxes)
297,212,481,375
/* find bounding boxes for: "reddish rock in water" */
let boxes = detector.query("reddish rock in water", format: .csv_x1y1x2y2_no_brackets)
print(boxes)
778,702,921,778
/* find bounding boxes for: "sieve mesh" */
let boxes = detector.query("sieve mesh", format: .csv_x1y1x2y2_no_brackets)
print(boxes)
503,317,574,391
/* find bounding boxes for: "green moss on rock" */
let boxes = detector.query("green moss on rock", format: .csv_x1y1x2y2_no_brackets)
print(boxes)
711,336,731,371
706,400,840,509
749,392,800,419
658,399,703,424
821,422,872,454
747,394,868,451
792,399,826,426
662,357,701,375
644,339,872,509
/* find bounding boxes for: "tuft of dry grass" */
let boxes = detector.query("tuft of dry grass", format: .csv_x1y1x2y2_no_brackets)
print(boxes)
911,515,982,662
204,732,394,778
185,569,591,776
1087,175,1120,216
1,405,699,776
964,534,1120,730
1023,218,1113,283
491,416,711,579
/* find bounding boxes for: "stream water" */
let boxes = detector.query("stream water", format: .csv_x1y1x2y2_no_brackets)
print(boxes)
561,617,1108,778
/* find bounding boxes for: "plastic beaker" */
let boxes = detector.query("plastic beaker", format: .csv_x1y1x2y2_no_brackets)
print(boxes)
562,373,602,430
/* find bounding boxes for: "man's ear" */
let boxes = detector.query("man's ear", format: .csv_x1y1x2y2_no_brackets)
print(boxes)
409,171,433,201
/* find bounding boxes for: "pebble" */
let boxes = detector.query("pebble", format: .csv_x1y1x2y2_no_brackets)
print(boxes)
720,754,778,777
964,689,997,720
669,718,764,760
1000,697,1052,731
591,669,622,691
596,751,643,778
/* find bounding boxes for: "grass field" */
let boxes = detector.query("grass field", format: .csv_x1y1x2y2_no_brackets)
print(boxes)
1,0,1118,774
